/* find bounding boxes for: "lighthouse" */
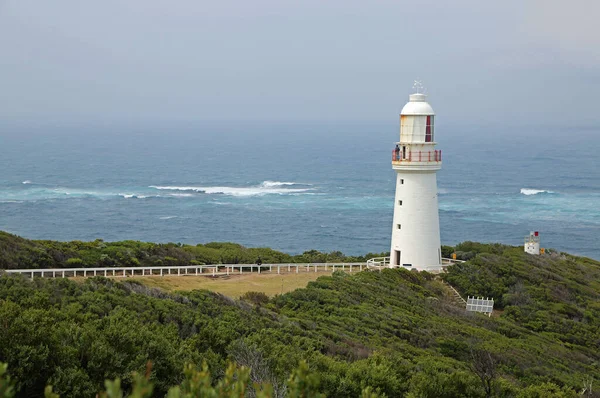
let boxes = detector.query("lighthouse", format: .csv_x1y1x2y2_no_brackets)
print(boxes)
524,231,541,255
389,83,442,271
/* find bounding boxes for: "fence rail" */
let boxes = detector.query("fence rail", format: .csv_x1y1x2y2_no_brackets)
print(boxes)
2,263,367,279
2,258,467,279
392,149,442,163
366,257,464,269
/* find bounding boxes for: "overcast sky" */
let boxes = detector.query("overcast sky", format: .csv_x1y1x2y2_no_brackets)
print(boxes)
1,0,599,128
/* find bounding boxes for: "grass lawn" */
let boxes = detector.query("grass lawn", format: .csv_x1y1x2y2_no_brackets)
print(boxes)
129,271,336,297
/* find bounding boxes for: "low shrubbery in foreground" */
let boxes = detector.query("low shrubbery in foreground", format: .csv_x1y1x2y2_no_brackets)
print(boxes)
1,237,599,397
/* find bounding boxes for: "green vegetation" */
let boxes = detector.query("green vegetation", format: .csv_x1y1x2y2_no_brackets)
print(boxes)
1,235,599,397
443,242,600,351
0,360,331,398
0,231,384,269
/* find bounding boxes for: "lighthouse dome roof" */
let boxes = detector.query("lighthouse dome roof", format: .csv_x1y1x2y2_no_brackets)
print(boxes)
400,93,435,116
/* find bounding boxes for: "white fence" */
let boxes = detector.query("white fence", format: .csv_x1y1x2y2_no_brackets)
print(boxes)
2,257,467,279
366,257,391,268
2,263,367,279
466,296,494,316
366,257,464,269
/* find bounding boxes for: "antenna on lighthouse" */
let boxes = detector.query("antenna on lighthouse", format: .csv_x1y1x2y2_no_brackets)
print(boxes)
412,79,425,94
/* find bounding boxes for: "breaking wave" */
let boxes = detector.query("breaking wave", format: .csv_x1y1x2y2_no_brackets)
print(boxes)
520,188,555,196
51,188,103,197
119,193,154,199
261,180,309,188
0,187,163,201
52,189,157,199
2,181,314,201
149,181,313,197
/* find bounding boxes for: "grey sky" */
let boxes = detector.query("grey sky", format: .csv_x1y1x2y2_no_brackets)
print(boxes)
1,0,599,127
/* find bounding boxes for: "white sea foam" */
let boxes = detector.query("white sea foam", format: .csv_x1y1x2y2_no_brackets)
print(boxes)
37,187,158,199
22,180,32,184
46,190,152,199
261,180,308,187
520,188,554,196
62,189,149,198
119,193,153,199
3,185,160,201
53,188,100,196
149,181,313,197
159,216,178,220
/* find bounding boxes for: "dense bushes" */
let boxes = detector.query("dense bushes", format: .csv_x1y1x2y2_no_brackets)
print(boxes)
442,244,600,354
1,237,600,396
0,232,386,270
0,360,345,398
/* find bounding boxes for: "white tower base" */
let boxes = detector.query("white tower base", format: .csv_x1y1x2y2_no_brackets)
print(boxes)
390,170,442,271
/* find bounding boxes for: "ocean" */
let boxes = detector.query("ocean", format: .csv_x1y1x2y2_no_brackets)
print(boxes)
1,122,599,260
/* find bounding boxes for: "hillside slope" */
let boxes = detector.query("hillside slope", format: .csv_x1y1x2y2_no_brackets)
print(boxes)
0,231,381,269
0,242,599,397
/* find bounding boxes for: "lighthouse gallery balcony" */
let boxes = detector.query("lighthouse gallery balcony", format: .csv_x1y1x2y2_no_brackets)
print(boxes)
392,148,441,163
391,148,442,170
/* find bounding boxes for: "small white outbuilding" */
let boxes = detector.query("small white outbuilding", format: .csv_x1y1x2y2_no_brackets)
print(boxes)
524,231,541,255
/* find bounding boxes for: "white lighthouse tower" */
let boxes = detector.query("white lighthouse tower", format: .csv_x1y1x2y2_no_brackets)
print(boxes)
389,83,442,271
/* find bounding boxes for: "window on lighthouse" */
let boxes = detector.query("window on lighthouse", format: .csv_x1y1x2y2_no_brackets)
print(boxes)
425,116,434,142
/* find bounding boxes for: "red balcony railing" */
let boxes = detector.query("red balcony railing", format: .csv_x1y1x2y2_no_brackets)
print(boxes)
392,149,442,162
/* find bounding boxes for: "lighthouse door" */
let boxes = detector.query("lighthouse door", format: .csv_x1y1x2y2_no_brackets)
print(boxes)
395,251,401,266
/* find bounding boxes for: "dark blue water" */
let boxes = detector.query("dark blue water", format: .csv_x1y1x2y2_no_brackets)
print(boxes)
1,122,599,259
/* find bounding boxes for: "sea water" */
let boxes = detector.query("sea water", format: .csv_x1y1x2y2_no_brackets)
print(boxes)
1,122,598,259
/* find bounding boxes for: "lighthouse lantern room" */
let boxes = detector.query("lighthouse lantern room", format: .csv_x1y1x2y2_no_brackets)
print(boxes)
390,83,443,271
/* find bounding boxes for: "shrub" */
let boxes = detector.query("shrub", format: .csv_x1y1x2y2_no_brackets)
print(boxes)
65,258,83,267
240,291,269,306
